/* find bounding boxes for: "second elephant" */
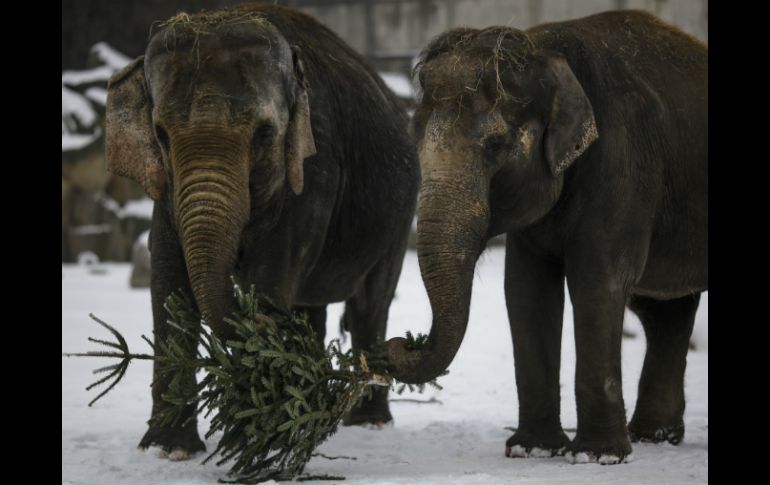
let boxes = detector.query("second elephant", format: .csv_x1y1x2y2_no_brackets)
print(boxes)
385,10,707,464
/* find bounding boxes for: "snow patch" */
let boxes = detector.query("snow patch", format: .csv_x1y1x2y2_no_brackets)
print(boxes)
76,251,100,266
90,42,132,71
567,452,633,465
597,454,622,465
62,129,102,151
505,445,527,458
62,66,115,86
72,224,111,235
137,230,150,248
62,86,97,129
507,445,563,458
119,198,154,220
529,447,560,458
95,193,120,213
379,72,414,99
568,452,593,464
168,448,192,461
85,87,108,106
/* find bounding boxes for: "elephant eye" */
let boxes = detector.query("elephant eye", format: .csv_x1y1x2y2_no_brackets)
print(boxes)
483,134,507,156
154,124,170,155
251,123,275,161
255,123,274,142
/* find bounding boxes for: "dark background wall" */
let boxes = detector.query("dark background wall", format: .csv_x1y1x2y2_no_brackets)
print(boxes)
62,0,707,71
62,0,235,69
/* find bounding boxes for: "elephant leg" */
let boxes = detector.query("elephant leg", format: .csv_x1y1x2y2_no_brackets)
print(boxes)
627,293,700,445
504,235,570,458
566,266,632,464
138,206,205,458
295,305,327,347
341,255,403,427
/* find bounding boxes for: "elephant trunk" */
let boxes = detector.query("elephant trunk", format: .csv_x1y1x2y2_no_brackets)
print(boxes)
386,177,489,384
171,127,250,340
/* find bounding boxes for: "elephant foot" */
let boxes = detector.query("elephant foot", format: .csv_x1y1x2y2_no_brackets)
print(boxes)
342,407,393,427
343,388,393,427
345,419,395,430
629,418,684,445
138,422,206,458
156,447,194,461
505,427,570,458
567,435,633,465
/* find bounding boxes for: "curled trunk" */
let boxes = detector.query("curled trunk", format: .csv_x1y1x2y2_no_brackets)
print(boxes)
387,181,489,383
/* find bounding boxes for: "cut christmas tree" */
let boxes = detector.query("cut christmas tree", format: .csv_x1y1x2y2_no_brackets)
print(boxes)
64,280,443,484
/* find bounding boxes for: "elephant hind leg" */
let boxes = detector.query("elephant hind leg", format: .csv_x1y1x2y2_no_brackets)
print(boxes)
627,293,700,445
340,254,404,427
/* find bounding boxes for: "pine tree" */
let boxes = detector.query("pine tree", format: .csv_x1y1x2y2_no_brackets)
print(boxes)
65,281,443,484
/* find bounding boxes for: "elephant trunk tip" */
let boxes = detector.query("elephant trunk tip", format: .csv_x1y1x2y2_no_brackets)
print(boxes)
385,336,448,384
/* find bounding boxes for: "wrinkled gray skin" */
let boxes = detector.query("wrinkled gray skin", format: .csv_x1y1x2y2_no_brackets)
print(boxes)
105,6,418,459
387,11,707,464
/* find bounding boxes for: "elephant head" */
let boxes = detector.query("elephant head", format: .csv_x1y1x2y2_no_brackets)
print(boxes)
105,11,316,338
386,27,598,383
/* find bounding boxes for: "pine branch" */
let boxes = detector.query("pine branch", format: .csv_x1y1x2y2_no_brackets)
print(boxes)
62,313,155,406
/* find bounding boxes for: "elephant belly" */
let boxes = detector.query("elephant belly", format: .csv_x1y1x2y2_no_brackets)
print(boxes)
632,232,708,300
295,254,372,305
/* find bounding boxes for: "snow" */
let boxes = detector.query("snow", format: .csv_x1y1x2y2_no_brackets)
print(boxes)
62,43,131,153
61,129,102,152
85,86,108,106
137,229,150,248
70,223,111,235
119,197,154,220
506,445,564,459
91,42,132,71
62,65,115,86
62,86,97,129
62,86,101,151
62,247,707,484
95,194,154,221
379,72,415,99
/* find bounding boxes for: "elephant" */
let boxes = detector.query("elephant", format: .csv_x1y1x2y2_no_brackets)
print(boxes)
105,4,419,458
384,10,707,464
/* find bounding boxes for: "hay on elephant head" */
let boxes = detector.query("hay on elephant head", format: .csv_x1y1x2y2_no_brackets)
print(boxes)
413,26,536,108
149,8,272,67
157,9,269,35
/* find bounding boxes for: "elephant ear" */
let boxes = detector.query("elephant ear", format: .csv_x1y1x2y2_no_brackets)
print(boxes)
285,46,317,195
105,56,166,201
544,57,598,176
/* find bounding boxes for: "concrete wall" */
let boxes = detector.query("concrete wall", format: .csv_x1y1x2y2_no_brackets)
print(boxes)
288,0,707,72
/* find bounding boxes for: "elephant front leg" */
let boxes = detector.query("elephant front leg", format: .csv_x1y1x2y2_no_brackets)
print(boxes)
627,293,700,445
294,305,327,346
567,271,632,464
341,257,401,427
504,235,570,458
138,206,205,459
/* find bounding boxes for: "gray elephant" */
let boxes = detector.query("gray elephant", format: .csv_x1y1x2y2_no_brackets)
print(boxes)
384,10,707,463
105,4,419,458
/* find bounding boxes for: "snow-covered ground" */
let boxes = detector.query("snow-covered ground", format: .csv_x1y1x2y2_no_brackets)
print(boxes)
62,247,707,484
